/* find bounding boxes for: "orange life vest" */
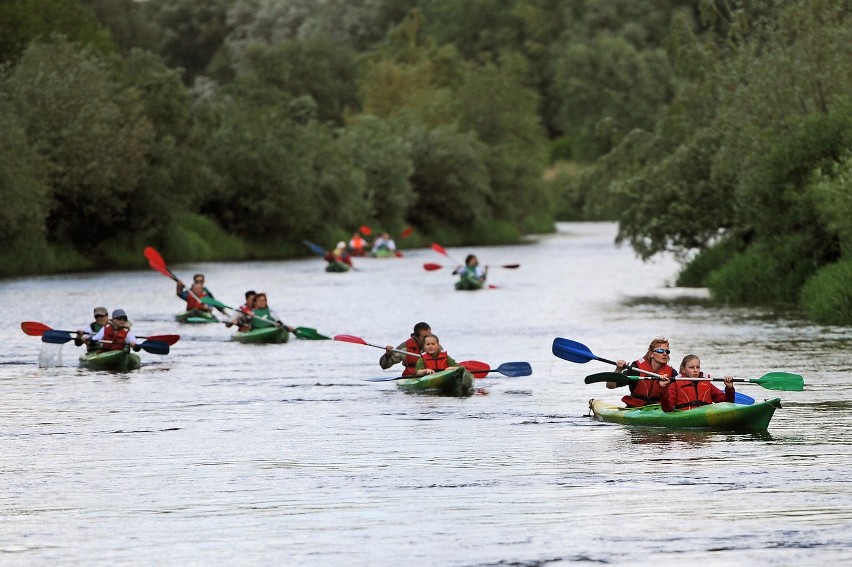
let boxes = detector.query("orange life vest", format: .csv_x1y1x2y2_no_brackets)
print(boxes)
102,325,130,351
185,290,207,311
420,351,449,371
349,236,366,250
402,337,421,376
622,358,675,407
670,379,731,409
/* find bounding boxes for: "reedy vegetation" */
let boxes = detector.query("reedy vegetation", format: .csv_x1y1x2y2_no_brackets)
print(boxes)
0,0,850,323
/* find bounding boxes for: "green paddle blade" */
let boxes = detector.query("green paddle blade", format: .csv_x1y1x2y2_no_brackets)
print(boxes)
293,327,330,340
201,296,231,310
752,372,804,391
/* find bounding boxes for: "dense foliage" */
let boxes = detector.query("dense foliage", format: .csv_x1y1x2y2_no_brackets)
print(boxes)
1,0,850,323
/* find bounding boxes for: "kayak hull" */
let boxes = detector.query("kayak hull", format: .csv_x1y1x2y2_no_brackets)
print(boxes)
397,367,475,397
589,398,781,431
325,261,351,272
232,326,289,344
455,278,485,291
371,249,398,258
175,309,217,323
79,349,141,372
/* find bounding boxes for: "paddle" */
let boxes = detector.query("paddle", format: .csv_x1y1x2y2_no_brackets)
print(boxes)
144,246,207,306
431,244,498,289
201,298,328,340
400,227,414,238
361,359,527,382
551,337,631,370
303,240,327,256
459,360,532,378
21,322,180,345
423,262,520,271
583,371,804,392
333,334,421,358
359,224,373,236
41,330,170,355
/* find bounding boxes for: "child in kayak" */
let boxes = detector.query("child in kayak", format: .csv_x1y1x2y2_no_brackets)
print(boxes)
250,293,295,332
659,355,735,412
608,336,677,407
454,254,488,286
415,334,461,376
227,290,256,331
380,322,431,376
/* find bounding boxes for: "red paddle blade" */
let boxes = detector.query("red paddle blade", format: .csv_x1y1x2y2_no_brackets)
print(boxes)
333,334,367,345
145,334,180,345
460,360,490,379
423,263,443,271
400,227,414,238
21,321,52,336
431,243,448,257
359,225,372,236
144,246,175,280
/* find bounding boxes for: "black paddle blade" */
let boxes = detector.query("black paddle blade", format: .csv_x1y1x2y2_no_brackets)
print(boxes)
494,362,532,377
139,340,169,355
552,338,596,364
41,330,74,344
584,372,632,386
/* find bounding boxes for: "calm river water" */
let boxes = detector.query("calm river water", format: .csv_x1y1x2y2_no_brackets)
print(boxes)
2,222,851,566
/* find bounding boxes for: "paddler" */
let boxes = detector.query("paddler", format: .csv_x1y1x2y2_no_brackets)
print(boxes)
250,293,295,332
414,334,461,376
659,355,735,412
84,309,140,352
608,336,677,407
176,280,213,313
75,306,109,352
380,322,431,377
348,232,367,257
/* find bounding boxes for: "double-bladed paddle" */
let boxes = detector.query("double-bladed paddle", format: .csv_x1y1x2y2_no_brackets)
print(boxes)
430,244,498,289
21,321,180,345
423,262,520,271
41,330,170,355
583,371,804,392
303,240,327,256
144,246,207,305
362,360,532,381
334,334,421,358
201,298,329,340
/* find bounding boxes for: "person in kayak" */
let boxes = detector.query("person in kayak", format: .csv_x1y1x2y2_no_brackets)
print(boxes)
607,336,677,407
414,334,461,376
371,232,396,255
85,309,140,351
176,280,214,313
250,293,295,332
380,322,431,376
658,354,735,412
323,241,354,267
348,232,367,257
454,254,488,286
75,306,109,352
227,290,256,331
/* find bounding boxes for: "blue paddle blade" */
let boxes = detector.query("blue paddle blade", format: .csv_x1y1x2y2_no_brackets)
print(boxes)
494,362,532,377
41,330,74,344
551,337,596,364
303,240,326,256
734,392,755,405
140,340,169,355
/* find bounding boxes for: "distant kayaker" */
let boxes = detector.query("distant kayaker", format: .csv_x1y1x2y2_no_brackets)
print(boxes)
324,241,354,267
348,232,367,257
86,309,140,352
250,293,295,332
371,232,396,256
454,254,488,285
380,322,431,376
608,336,677,407
176,280,214,313
415,335,461,376
227,290,256,331
658,355,735,412
75,306,109,352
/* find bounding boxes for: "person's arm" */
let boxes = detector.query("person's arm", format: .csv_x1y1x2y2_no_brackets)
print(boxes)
711,376,736,403
658,376,676,412
607,359,629,388
379,349,403,369
415,357,429,376
445,354,458,368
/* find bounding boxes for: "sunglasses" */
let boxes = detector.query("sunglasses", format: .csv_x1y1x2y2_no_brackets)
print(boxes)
114,316,128,321
652,348,671,354
95,314,107,318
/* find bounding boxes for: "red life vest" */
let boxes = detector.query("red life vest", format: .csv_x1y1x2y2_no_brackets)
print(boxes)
402,337,421,376
349,236,366,250
670,379,732,409
622,358,675,407
420,351,449,371
102,325,130,351
186,290,207,311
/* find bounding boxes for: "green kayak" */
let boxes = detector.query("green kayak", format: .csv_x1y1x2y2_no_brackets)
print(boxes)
232,326,289,344
589,398,782,432
79,349,141,372
325,261,351,272
455,276,485,291
371,248,398,258
397,367,475,397
175,309,217,323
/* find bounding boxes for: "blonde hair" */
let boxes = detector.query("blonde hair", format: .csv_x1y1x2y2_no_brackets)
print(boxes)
644,336,670,360
679,354,700,373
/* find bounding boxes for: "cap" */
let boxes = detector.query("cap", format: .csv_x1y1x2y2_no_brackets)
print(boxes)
93,307,108,316
112,309,127,319
336,241,346,249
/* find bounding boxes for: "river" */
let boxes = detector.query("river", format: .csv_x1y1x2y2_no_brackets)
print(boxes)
1,222,850,565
